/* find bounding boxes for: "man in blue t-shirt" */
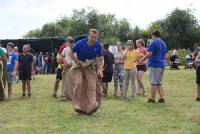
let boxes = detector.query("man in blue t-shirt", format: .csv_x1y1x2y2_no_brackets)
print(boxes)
69,29,104,115
6,42,18,99
139,30,167,103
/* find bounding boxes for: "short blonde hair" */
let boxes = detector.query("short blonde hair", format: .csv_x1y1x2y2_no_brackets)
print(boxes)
88,29,99,35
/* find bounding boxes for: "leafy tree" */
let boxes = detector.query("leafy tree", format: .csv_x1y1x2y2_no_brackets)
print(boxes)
24,7,200,49
162,8,200,49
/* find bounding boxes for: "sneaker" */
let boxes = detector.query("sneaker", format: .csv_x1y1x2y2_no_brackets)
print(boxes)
196,97,200,101
147,99,155,103
59,97,66,101
113,94,117,97
52,93,57,98
28,93,31,97
158,98,165,103
143,91,148,96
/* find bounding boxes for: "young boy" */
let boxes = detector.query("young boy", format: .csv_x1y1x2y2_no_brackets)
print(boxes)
102,43,114,97
195,52,200,101
17,45,35,97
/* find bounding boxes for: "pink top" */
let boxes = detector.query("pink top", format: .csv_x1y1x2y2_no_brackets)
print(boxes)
136,47,147,65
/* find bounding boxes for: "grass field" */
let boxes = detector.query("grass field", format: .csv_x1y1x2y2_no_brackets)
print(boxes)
0,67,200,134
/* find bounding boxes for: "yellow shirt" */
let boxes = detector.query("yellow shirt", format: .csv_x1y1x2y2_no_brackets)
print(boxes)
124,50,141,69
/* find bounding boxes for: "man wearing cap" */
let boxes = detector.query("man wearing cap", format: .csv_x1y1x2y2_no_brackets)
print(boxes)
69,29,104,115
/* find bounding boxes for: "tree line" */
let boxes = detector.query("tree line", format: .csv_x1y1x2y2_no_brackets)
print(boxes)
25,7,200,49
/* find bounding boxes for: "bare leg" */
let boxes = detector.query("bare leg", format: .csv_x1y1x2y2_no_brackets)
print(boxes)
137,71,145,95
157,85,164,99
102,82,108,97
22,80,27,95
137,72,141,95
27,80,31,96
150,85,157,100
7,83,12,98
52,79,60,95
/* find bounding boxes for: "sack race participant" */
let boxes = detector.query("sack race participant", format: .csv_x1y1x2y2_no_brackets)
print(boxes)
61,37,75,100
69,29,104,115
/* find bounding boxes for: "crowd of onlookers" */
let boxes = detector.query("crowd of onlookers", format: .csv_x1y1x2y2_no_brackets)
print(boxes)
1,29,200,106
50,30,168,105
0,43,34,100
0,42,60,100
1,28,200,117
33,51,58,74
1,45,60,74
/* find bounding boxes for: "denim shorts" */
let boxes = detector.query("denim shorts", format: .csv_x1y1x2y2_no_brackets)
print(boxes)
149,67,164,85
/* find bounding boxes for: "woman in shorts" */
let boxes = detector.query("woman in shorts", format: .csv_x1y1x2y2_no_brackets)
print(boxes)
136,39,147,96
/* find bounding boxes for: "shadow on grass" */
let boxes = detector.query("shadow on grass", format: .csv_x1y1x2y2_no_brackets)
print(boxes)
10,96,32,101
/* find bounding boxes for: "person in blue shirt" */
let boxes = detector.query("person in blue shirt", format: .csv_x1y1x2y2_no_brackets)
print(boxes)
139,30,167,103
6,42,18,99
69,29,104,115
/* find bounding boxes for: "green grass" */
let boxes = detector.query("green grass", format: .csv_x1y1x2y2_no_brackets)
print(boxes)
0,67,200,134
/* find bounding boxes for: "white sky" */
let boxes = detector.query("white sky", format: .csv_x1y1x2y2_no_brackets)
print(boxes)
0,0,200,39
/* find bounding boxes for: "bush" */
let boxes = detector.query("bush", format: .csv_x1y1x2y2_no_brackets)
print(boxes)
178,49,187,65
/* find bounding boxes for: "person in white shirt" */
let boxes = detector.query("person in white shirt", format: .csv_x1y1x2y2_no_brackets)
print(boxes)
61,37,75,100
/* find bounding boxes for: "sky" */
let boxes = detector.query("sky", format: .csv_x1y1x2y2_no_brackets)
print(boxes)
0,0,200,39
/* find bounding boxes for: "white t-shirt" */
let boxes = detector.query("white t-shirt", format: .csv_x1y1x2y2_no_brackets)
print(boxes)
61,46,74,65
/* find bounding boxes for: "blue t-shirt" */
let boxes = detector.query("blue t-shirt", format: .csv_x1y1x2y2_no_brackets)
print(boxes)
72,39,103,61
147,39,167,68
7,52,18,72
